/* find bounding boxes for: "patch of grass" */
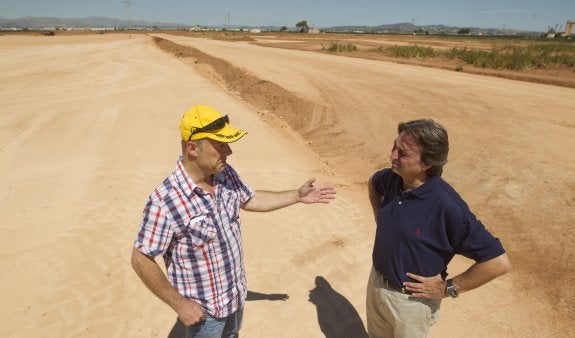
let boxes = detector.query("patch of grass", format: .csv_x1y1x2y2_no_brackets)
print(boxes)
448,43,575,70
367,41,575,70
322,40,358,52
386,45,436,58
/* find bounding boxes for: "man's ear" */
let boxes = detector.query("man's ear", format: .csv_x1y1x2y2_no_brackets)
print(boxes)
183,140,200,158
421,162,433,174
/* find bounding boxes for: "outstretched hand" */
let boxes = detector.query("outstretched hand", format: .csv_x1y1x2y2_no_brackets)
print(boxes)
297,178,337,204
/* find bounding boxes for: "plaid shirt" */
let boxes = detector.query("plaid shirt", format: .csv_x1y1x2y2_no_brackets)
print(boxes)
134,157,254,318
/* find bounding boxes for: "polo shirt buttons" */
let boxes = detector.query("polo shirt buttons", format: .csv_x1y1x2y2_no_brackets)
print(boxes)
398,201,402,205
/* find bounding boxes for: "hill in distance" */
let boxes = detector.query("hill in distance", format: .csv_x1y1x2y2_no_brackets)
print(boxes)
0,16,543,35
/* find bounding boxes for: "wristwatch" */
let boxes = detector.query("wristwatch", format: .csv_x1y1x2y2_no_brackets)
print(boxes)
445,279,459,298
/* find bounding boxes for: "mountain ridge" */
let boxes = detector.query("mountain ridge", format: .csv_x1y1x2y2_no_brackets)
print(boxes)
0,16,542,35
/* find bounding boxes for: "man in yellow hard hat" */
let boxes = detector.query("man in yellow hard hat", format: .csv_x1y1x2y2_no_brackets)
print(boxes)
131,104,336,337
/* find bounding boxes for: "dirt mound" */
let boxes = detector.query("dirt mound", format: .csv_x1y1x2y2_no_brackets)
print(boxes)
153,37,314,131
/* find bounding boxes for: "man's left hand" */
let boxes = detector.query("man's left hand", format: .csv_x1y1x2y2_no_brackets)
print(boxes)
403,272,446,299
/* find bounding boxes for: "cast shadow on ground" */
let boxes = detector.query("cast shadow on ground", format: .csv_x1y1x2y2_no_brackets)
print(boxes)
246,290,289,301
309,276,368,338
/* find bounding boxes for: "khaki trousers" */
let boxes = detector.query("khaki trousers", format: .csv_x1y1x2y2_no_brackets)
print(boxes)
366,266,441,338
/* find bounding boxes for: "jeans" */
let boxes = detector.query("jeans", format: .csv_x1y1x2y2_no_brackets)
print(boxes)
168,308,244,338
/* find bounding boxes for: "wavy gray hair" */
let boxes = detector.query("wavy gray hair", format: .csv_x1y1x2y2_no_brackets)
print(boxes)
398,119,449,177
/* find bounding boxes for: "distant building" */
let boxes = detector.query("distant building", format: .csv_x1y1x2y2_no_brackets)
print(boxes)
189,25,209,32
565,20,574,36
308,27,320,34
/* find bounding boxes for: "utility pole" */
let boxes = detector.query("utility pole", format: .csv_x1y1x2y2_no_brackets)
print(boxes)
123,1,132,29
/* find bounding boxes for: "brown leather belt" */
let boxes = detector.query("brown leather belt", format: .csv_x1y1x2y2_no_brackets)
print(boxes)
376,271,413,295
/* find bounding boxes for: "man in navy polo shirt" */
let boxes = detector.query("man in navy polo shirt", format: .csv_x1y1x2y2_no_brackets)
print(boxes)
366,119,512,337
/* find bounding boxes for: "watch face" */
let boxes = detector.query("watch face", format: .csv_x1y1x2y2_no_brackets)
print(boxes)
447,286,459,297
446,280,459,297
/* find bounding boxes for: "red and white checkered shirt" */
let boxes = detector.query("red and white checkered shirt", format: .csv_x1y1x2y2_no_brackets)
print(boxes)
134,157,255,318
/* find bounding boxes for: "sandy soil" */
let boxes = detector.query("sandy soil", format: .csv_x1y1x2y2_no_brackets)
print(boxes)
0,33,573,337
172,31,575,89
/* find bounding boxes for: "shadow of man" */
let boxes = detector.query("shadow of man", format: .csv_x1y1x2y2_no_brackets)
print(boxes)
309,276,368,338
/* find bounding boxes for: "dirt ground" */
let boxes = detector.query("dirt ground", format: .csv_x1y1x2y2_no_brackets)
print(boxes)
1,32,573,337
171,31,575,89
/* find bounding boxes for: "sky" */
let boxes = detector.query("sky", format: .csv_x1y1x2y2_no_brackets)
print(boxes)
1,0,574,32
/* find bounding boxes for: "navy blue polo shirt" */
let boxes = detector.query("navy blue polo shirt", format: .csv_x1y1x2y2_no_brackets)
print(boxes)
371,169,505,286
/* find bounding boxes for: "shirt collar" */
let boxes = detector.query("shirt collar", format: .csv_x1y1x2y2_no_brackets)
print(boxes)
174,156,201,198
213,171,225,184
174,157,226,197
403,175,440,199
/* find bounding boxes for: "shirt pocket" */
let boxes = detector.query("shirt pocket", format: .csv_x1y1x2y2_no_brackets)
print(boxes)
173,213,217,250
220,188,241,222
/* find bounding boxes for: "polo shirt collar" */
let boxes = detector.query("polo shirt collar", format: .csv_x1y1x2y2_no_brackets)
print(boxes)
403,174,440,200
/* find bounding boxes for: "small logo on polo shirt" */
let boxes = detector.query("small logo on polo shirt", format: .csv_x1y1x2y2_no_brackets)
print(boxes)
416,229,421,236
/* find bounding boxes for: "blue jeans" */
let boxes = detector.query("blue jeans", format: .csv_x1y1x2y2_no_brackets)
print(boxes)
168,308,243,338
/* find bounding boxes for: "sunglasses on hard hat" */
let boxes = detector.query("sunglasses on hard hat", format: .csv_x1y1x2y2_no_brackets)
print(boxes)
187,115,230,141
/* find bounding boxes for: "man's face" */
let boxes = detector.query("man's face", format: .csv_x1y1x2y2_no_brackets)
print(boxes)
389,131,430,182
196,138,233,175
